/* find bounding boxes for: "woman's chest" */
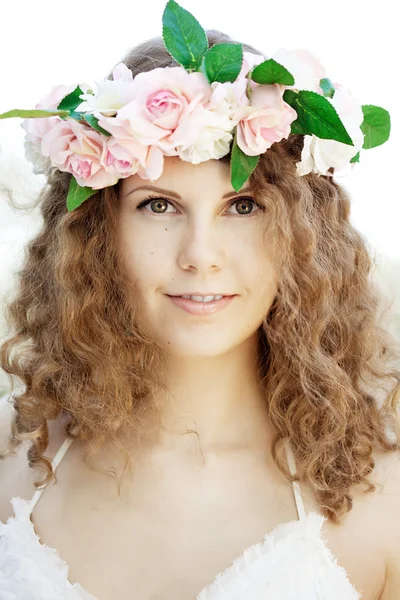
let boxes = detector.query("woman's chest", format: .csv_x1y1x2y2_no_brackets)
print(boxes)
33,481,302,598
31,488,386,600
30,444,387,600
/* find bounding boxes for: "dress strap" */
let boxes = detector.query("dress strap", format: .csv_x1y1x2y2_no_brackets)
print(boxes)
29,437,74,515
285,441,307,521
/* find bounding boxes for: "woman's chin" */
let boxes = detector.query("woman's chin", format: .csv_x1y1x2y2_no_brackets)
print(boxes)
159,337,235,358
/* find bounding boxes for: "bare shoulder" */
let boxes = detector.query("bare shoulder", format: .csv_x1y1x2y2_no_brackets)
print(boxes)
0,392,67,523
370,447,400,599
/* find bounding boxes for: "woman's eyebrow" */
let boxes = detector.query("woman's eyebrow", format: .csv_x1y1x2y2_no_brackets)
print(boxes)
126,184,252,200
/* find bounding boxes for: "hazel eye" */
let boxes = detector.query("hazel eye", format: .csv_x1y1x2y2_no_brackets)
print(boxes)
138,197,176,214
228,197,261,216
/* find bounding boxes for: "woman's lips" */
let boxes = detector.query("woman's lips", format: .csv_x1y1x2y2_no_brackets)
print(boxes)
166,295,236,316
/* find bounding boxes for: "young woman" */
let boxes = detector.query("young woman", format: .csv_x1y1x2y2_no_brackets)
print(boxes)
0,9,399,600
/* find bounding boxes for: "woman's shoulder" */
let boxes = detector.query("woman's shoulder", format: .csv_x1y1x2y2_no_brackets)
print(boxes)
361,446,400,598
0,389,67,523
372,447,400,588
369,445,400,519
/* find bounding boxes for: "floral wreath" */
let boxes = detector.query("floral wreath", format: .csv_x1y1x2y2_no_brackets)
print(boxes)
0,0,391,212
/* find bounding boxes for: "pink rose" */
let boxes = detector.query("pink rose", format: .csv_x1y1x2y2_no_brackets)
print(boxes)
236,84,298,156
96,66,211,153
135,145,165,181
21,83,89,175
104,138,141,176
105,137,164,181
40,119,119,188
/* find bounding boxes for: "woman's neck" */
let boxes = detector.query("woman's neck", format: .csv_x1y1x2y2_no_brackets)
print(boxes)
121,332,274,458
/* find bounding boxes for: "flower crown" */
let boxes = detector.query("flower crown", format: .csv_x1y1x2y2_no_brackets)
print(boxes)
0,0,391,212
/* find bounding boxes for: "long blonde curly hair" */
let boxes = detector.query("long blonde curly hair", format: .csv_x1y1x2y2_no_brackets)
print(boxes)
1,30,400,525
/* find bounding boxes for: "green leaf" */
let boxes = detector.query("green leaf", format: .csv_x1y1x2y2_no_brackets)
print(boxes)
288,91,354,146
162,0,208,70
283,91,307,134
290,119,308,135
251,59,295,86
361,104,391,149
283,89,298,107
67,176,98,212
0,108,70,119
230,132,260,192
319,78,335,98
202,43,243,84
57,86,85,112
350,151,360,163
83,114,112,136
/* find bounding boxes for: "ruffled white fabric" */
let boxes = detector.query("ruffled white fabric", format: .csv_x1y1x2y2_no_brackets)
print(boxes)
0,497,96,600
0,497,362,600
196,511,362,599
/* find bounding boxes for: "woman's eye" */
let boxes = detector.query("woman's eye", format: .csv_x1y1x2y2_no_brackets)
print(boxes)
139,197,173,214
228,198,261,216
137,195,262,216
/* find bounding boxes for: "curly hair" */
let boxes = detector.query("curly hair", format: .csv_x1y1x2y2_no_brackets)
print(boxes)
1,30,400,525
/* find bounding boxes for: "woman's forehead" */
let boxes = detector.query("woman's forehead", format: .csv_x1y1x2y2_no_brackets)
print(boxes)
120,156,248,200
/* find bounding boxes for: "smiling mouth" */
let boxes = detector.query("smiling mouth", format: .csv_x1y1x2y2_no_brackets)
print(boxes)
168,294,235,300
166,294,236,316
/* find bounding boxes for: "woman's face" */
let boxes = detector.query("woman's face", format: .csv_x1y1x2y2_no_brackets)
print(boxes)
118,156,279,357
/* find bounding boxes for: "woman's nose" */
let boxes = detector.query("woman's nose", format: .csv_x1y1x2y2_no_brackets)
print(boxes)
176,219,226,273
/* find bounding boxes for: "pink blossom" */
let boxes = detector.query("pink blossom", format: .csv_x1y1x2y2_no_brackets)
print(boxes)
96,66,212,153
135,145,165,180
104,138,141,176
106,137,164,181
40,119,120,188
236,84,298,156
21,83,88,174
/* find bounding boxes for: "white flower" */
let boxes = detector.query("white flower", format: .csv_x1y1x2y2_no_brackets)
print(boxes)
177,110,233,164
296,84,365,177
207,77,249,126
76,63,136,117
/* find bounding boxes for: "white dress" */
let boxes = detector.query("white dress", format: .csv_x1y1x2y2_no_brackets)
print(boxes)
0,393,362,599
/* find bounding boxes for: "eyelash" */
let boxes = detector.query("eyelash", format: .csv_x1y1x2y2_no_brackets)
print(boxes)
136,194,265,216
